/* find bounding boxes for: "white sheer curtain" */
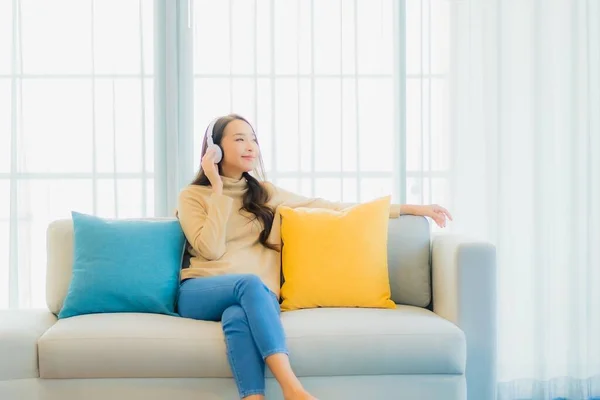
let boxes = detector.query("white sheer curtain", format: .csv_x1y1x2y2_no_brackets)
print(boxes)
410,0,600,398
0,0,156,309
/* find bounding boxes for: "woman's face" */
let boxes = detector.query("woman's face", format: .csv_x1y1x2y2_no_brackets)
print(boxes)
219,119,260,176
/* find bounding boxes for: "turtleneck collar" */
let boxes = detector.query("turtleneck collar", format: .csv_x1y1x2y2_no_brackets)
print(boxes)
221,175,248,192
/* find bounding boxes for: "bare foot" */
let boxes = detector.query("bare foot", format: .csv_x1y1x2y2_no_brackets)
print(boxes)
283,387,318,400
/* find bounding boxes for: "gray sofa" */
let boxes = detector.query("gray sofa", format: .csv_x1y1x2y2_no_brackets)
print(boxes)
0,215,496,400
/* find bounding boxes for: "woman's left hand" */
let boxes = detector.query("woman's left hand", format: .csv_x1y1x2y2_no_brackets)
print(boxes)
415,204,453,228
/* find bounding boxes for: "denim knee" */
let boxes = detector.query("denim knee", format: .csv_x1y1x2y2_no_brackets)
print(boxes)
233,274,269,295
222,305,247,330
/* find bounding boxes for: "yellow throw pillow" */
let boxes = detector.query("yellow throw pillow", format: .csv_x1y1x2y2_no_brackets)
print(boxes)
279,196,396,312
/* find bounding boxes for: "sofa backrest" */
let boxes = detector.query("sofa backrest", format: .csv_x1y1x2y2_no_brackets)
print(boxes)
386,215,432,307
45,215,432,315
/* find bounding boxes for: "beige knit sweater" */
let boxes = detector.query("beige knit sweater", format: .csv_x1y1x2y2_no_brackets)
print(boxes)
176,176,401,297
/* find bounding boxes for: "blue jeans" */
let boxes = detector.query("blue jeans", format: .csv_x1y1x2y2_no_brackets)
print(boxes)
177,274,288,398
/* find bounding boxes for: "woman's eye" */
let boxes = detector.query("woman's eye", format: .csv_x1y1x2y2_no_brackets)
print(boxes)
236,138,244,142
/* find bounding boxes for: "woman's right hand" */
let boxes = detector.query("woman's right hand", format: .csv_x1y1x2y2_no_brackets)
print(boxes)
201,147,223,193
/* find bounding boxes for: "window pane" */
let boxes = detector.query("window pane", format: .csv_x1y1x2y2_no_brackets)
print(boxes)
406,78,423,172
298,78,313,172
143,79,154,173
314,0,342,75
315,178,342,203
360,178,393,202
275,178,299,194
256,78,273,171
342,178,358,203
19,179,94,219
232,78,256,124
314,78,342,172
274,0,300,75
0,79,11,172
341,1,356,75
17,0,152,75
97,178,149,219
116,178,146,219
96,179,116,218
298,0,313,75
406,177,424,205
256,0,272,74
0,181,8,219
356,0,393,75
93,0,154,75
406,0,422,75
430,177,450,208
406,77,449,174
94,78,153,174
20,79,93,173
405,176,450,208
431,0,450,75
21,1,91,74
358,78,393,172
406,0,449,75
0,1,11,74
273,78,300,171
341,78,358,172
193,0,231,74
431,78,450,171
274,79,300,172
16,179,94,308
146,178,155,217
231,0,256,75
300,178,312,198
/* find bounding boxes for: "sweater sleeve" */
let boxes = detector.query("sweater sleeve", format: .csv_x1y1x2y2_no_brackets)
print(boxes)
177,188,234,260
266,182,401,218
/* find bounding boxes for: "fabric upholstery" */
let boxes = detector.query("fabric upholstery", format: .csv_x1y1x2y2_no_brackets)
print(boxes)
386,215,432,307
0,375,466,400
432,233,497,400
0,309,57,380
38,306,465,379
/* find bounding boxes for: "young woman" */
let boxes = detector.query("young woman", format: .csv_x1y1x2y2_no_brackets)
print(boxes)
176,114,452,400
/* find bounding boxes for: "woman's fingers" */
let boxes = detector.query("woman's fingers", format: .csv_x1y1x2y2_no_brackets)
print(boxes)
202,148,217,165
434,205,453,221
430,210,448,228
441,207,453,221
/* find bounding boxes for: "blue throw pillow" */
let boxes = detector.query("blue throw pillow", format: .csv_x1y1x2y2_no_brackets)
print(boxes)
58,212,186,319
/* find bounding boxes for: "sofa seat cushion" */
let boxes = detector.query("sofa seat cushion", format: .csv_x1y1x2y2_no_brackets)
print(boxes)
38,306,465,379
0,309,57,380
38,312,230,379
283,306,465,376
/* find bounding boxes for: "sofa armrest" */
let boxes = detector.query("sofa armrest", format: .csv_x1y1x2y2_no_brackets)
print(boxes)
0,308,57,380
431,233,497,400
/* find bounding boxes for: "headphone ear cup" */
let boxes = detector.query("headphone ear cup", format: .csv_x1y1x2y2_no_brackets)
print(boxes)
205,123,223,164
212,145,223,163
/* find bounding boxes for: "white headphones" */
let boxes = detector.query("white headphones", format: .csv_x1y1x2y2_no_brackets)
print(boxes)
205,117,223,164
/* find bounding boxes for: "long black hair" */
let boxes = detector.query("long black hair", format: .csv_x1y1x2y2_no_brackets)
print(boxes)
191,114,278,251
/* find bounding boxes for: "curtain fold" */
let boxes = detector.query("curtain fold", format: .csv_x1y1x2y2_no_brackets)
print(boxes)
442,0,600,398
